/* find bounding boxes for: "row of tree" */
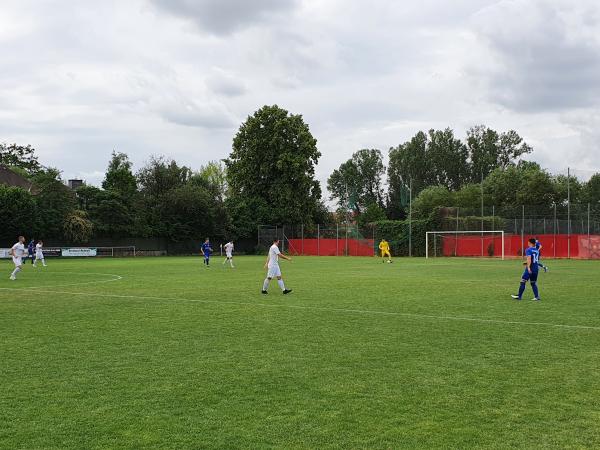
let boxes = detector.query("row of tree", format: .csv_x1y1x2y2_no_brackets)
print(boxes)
327,127,600,221
2,105,600,245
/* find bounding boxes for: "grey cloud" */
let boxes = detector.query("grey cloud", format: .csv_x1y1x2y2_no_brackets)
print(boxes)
470,1,600,112
205,69,246,97
148,0,298,35
156,99,237,129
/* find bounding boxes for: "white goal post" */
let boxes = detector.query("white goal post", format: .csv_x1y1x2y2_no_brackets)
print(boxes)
425,231,504,260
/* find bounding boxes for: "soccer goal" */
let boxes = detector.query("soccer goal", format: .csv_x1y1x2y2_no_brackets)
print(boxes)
425,231,505,259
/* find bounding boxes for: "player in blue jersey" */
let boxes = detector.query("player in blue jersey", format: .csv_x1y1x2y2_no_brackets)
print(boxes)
201,238,212,267
534,238,549,272
511,238,541,301
25,238,35,265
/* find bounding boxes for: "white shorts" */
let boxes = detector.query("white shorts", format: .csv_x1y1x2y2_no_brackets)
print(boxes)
267,264,281,278
36,252,44,259
12,257,22,267
226,252,232,258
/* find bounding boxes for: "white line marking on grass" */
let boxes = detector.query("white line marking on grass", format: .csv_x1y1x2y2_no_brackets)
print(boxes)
0,273,123,289
0,287,599,332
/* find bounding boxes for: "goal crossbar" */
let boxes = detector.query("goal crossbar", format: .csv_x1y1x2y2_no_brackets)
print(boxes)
425,230,504,260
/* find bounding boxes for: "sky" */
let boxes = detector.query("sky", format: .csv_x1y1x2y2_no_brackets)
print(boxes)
1,0,600,195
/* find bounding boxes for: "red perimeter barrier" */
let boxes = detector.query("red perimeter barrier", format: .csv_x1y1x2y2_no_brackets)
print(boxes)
287,239,374,256
441,234,600,259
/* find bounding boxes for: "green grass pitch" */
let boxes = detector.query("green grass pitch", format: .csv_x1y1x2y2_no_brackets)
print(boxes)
1,255,600,449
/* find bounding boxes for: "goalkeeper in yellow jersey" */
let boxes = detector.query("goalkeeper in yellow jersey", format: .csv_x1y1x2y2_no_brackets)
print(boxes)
378,239,392,263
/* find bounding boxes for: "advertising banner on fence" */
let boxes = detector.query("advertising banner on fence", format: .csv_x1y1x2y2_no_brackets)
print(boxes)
61,248,97,257
0,248,11,259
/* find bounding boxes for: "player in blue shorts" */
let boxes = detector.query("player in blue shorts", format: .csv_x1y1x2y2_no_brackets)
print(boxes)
511,238,541,301
534,238,549,272
201,238,212,267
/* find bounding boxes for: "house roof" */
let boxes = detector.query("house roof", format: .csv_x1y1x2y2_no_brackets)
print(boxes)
0,165,34,192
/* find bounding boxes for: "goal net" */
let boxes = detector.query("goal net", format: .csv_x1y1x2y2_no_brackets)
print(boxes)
426,231,505,259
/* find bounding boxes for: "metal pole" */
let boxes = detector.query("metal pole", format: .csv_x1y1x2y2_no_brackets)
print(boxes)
317,224,320,256
455,207,459,256
372,224,375,257
492,205,496,256
282,225,285,252
567,167,571,259
588,203,591,259
408,178,412,257
481,170,484,257
553,203,557,258
336,222,339,256
356,223,359,257
301,224,304,256
521,205,525,257
345,222,349,256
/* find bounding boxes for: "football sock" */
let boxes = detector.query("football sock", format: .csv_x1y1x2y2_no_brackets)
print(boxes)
262,279,270,291
531,282,539,299
518,282,526,298
229,259,234,268
277,280,286,291
11,267,21,277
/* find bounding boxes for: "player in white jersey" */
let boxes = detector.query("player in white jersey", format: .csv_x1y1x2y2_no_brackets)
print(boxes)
33,240,47,267
222,240,235,268
261,238,292,295
9,236,26,280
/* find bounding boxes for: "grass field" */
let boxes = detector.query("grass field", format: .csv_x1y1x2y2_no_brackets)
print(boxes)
1,255,599,449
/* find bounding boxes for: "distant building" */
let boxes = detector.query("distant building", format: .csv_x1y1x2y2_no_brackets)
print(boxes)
67,179,84,190
0,165,34,192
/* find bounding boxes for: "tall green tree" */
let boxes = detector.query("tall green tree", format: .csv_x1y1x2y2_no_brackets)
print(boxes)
466,125,533,181
551,173,583,206
225,105,322,225
32,168,77,239
427,128,470,190
483,162,555,209
327,160,361,214
387,128,469,217
76,185,135,237
137,156,192,236
102,151,137,199
582,173,600,210
0,143,42,175
388,128,469,196
388,131,429,200
0,185,37,241
196,161,228,202
327,149,385,213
